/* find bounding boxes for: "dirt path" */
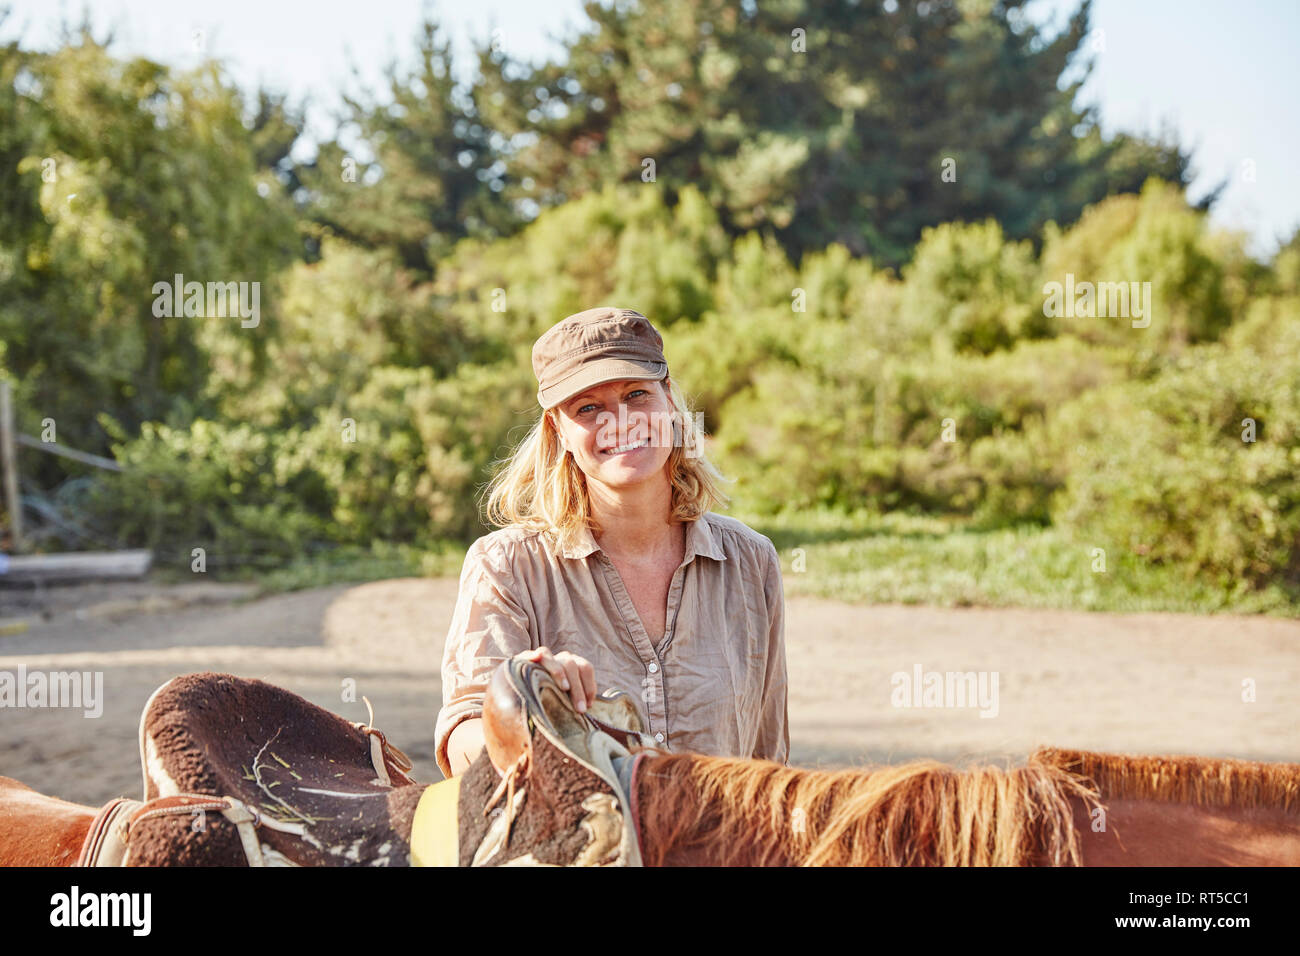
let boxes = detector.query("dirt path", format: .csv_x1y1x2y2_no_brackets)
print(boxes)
1,578,1296,806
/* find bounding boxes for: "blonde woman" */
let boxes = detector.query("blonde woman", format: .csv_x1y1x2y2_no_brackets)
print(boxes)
434,307,789,778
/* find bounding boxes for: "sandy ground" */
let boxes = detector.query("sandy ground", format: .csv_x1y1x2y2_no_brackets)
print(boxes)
1,578,1297,807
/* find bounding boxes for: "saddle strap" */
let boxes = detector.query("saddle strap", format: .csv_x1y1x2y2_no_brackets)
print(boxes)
125,793,296,867
219,799,266,867
353,695,416,788
353,722,416,787
77,797,145,867
370,732,394,787
79,791,311,867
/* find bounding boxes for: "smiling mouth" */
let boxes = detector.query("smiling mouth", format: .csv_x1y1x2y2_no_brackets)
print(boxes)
602,439,649,455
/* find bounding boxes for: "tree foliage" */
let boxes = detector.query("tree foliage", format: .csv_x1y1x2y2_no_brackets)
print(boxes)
0,28,296,475
3,6,1291,602
473,0,1201,267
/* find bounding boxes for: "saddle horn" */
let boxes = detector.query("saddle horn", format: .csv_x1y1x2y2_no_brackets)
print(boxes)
476,658,658,866
482,658,658,776
483,663,532,775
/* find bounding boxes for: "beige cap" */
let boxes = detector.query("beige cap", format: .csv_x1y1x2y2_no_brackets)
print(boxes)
532,307,668,410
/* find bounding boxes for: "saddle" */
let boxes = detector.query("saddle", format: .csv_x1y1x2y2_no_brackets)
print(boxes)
78,666,656,867
79,672,424,867
458,657,659,866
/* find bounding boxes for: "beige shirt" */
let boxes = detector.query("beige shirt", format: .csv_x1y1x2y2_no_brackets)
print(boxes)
434,511,788,778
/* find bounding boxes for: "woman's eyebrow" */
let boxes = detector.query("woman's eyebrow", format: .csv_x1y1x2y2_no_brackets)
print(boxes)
570,383,639,407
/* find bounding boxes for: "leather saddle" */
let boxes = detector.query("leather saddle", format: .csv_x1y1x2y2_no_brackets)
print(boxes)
78,666,656,867
80,672,424,867
466,657,659,866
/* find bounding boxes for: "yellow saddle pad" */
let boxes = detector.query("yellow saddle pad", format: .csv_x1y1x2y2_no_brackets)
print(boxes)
410,776,461,867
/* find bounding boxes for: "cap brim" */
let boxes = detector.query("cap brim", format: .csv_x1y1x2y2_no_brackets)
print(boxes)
539,358,668,410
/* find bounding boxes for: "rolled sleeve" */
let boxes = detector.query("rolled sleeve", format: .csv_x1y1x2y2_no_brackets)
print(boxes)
434,538,535,777
752,539,790,764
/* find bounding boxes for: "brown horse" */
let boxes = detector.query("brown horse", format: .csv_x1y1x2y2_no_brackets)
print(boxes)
629,746,1300,866
5,662,1298,867
0,775,98,866
5,746,1300,866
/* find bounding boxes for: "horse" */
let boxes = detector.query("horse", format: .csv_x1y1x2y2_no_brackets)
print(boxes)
456,658,1300,866
624,746,1300,865
3,668,1298,866
7,747,1300,866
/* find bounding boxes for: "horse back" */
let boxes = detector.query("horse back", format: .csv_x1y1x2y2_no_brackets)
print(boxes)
0,775,96,866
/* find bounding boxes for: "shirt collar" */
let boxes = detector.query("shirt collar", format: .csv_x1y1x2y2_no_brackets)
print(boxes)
560,513,726,563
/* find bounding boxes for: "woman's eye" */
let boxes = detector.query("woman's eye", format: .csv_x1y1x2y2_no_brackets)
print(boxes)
576,391,644,414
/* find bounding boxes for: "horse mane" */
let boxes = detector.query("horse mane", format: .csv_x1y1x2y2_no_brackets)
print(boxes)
634,752,1100,866
635,747,1300,866
1029,747,1300,812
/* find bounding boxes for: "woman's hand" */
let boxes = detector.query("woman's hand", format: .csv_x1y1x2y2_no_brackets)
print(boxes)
517,646,596,713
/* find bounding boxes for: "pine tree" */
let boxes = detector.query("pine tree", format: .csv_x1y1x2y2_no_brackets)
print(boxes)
473,0,1200,268
301,19,514,273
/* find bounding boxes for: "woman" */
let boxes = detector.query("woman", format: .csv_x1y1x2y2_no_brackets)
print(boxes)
434,306,788,778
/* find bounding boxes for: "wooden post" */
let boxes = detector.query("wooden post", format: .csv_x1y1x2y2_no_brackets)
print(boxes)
0,381,23,552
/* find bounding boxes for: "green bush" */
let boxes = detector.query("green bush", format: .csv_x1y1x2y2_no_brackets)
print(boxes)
1049,324,1300,585
84,418,328,568
899,220,1041,354
1039,179,1230,350
430,182,728,352
51,154,1299,607
85,359,535,561
274,359,534,545
1272,231,1300,296
711,363,877,515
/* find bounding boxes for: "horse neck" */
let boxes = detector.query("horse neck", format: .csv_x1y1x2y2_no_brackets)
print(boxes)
632,753,1300,867
1072,794,1300,866
633,754,801,866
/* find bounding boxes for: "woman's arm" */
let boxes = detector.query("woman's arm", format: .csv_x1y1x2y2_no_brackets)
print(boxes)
446,717,486,776
435,539,534,778
752,540,790,764
442,647,598,777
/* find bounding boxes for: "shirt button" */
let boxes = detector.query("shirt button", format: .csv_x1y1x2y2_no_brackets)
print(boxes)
647,662,659,674
654,732,665,743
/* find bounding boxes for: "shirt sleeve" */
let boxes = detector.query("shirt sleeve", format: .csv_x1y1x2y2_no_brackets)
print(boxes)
434,537,535,778
752,538,790,765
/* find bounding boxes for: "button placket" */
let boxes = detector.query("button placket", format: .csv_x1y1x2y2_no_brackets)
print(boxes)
657,562,689,657
649,561,693,745
598,553,668,732
643,658,666,739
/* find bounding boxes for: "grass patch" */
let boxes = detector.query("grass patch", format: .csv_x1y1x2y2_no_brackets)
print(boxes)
149,540,468,596
736,507,1299,616
148,508,1298,616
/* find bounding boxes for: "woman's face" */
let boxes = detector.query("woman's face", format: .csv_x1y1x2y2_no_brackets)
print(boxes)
551,378,677,489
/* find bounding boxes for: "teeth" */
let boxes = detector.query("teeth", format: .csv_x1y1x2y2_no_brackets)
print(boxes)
605,440,648,454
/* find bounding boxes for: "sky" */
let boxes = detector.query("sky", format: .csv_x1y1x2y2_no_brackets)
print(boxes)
3,0,1297,256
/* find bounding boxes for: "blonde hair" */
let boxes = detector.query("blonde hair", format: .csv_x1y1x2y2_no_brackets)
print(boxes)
482,376,733,556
